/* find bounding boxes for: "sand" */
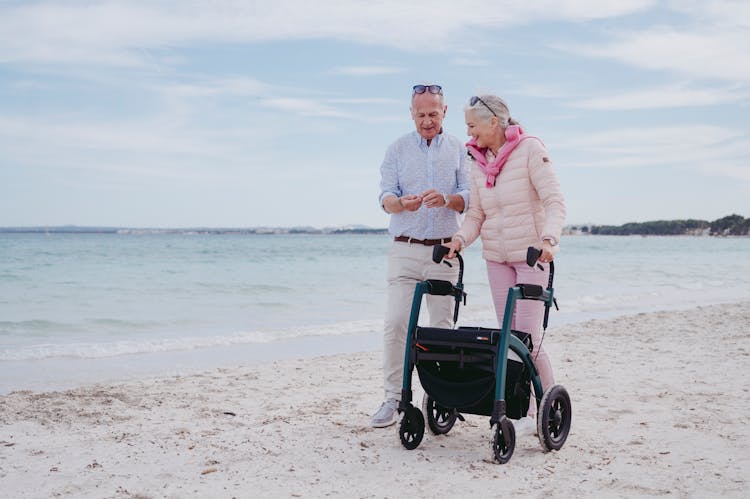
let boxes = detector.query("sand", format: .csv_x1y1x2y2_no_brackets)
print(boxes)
1,302,749,498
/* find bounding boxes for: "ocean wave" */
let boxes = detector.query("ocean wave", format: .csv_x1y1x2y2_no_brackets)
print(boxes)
0,319,73,335
0,319,384,361
0,318,170,336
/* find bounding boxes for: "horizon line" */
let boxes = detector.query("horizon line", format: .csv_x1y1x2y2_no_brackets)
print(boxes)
1,213,746,232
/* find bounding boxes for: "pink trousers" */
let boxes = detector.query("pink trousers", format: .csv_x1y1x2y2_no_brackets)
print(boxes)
486,260,555,415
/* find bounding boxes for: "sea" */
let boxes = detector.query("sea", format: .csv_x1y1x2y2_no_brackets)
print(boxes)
1,232,749,394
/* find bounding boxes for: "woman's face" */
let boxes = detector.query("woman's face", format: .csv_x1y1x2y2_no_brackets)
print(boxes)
465,109,498,148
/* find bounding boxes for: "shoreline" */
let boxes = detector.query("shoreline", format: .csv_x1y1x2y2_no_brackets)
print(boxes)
1,302,748,497
2,298,747,396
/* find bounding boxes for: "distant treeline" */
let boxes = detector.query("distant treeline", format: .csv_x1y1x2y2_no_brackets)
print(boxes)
3,215,748,237
570,214,749,236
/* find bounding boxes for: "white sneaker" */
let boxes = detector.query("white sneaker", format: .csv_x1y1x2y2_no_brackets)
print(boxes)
514,415,537,436
371,398,399,428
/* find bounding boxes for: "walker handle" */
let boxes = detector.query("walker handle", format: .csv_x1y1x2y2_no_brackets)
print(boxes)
527,246,557,330
432,245,464,286
526,246,555,289
433,245,466,323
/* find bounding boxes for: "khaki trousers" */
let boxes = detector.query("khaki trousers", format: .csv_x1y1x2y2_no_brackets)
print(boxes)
382,241,459,400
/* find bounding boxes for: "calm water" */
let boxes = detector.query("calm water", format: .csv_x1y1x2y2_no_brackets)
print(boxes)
1,233,749,392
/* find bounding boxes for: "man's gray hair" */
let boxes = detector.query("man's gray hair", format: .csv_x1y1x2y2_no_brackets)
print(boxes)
464,94,518,127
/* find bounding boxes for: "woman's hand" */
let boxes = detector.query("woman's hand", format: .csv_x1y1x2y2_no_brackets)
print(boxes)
445,238,463,259
539,240,555,263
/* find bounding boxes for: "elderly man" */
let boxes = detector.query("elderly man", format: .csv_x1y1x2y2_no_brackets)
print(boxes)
372,83,471,427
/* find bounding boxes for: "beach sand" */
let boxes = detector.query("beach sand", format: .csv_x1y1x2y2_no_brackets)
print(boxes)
1,302,748,498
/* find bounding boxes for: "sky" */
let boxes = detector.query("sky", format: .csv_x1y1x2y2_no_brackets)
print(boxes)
0,0,748,228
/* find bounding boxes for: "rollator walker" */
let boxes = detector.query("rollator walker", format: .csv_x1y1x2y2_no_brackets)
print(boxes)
397,245,571,463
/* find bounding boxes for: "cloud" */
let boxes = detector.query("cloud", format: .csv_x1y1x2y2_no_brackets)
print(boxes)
668,0,750,29
0,0,656,67
331,66,403,76
708,164,750,182
327,98,400,105
514,84,571,99
162,77,269,98
258,95,403,120
563,124,742,154
0,111,278,182
450,57,492,67
0,115,219,156
561,1,750,84
556,124,750,180
570,83,749,110
259,98,355,119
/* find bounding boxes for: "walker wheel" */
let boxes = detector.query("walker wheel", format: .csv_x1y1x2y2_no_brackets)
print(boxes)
537,384,572,451
422,394,457,435
491,419,515,464
399,406,425,450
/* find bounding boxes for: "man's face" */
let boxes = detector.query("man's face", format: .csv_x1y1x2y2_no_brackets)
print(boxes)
411,92,446,141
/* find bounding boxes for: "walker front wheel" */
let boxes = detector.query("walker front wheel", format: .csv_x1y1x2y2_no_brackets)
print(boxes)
422,394,457,435
537,384,571,451
399,406,425,450
491,419,515,464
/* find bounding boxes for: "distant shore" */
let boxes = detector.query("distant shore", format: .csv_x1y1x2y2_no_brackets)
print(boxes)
2,213,749,237
0,226,389,235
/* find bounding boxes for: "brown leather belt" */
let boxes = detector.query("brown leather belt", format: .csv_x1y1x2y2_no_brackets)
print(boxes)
394,236,451,246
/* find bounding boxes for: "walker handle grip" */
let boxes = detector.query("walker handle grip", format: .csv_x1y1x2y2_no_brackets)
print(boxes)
432,244,449,263
526,246,543,270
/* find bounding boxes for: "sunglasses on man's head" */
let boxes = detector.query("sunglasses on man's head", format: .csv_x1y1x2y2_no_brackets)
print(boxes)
470,95,498,118
413,84,443,95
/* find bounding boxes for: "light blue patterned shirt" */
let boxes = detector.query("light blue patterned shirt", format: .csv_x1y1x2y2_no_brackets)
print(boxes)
379,131,471,239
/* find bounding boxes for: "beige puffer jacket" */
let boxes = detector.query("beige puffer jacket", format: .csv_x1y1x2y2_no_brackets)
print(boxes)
455,137,566,263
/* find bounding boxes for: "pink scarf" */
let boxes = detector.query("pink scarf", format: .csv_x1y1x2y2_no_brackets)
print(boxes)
466,125,541,187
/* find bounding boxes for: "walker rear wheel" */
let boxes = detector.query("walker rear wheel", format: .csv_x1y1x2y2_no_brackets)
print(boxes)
537,384,571,451
491,419,515,464
399,406,425,450
422,394,457,435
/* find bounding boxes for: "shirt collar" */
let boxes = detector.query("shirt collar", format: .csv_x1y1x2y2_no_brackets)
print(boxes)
415,129,444,149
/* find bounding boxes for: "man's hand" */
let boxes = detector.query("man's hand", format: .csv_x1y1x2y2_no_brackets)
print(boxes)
383,194,422,213
400,194,423,212
420,189,447,208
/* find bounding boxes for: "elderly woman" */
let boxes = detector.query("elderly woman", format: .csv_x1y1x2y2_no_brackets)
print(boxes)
444,94,566,432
